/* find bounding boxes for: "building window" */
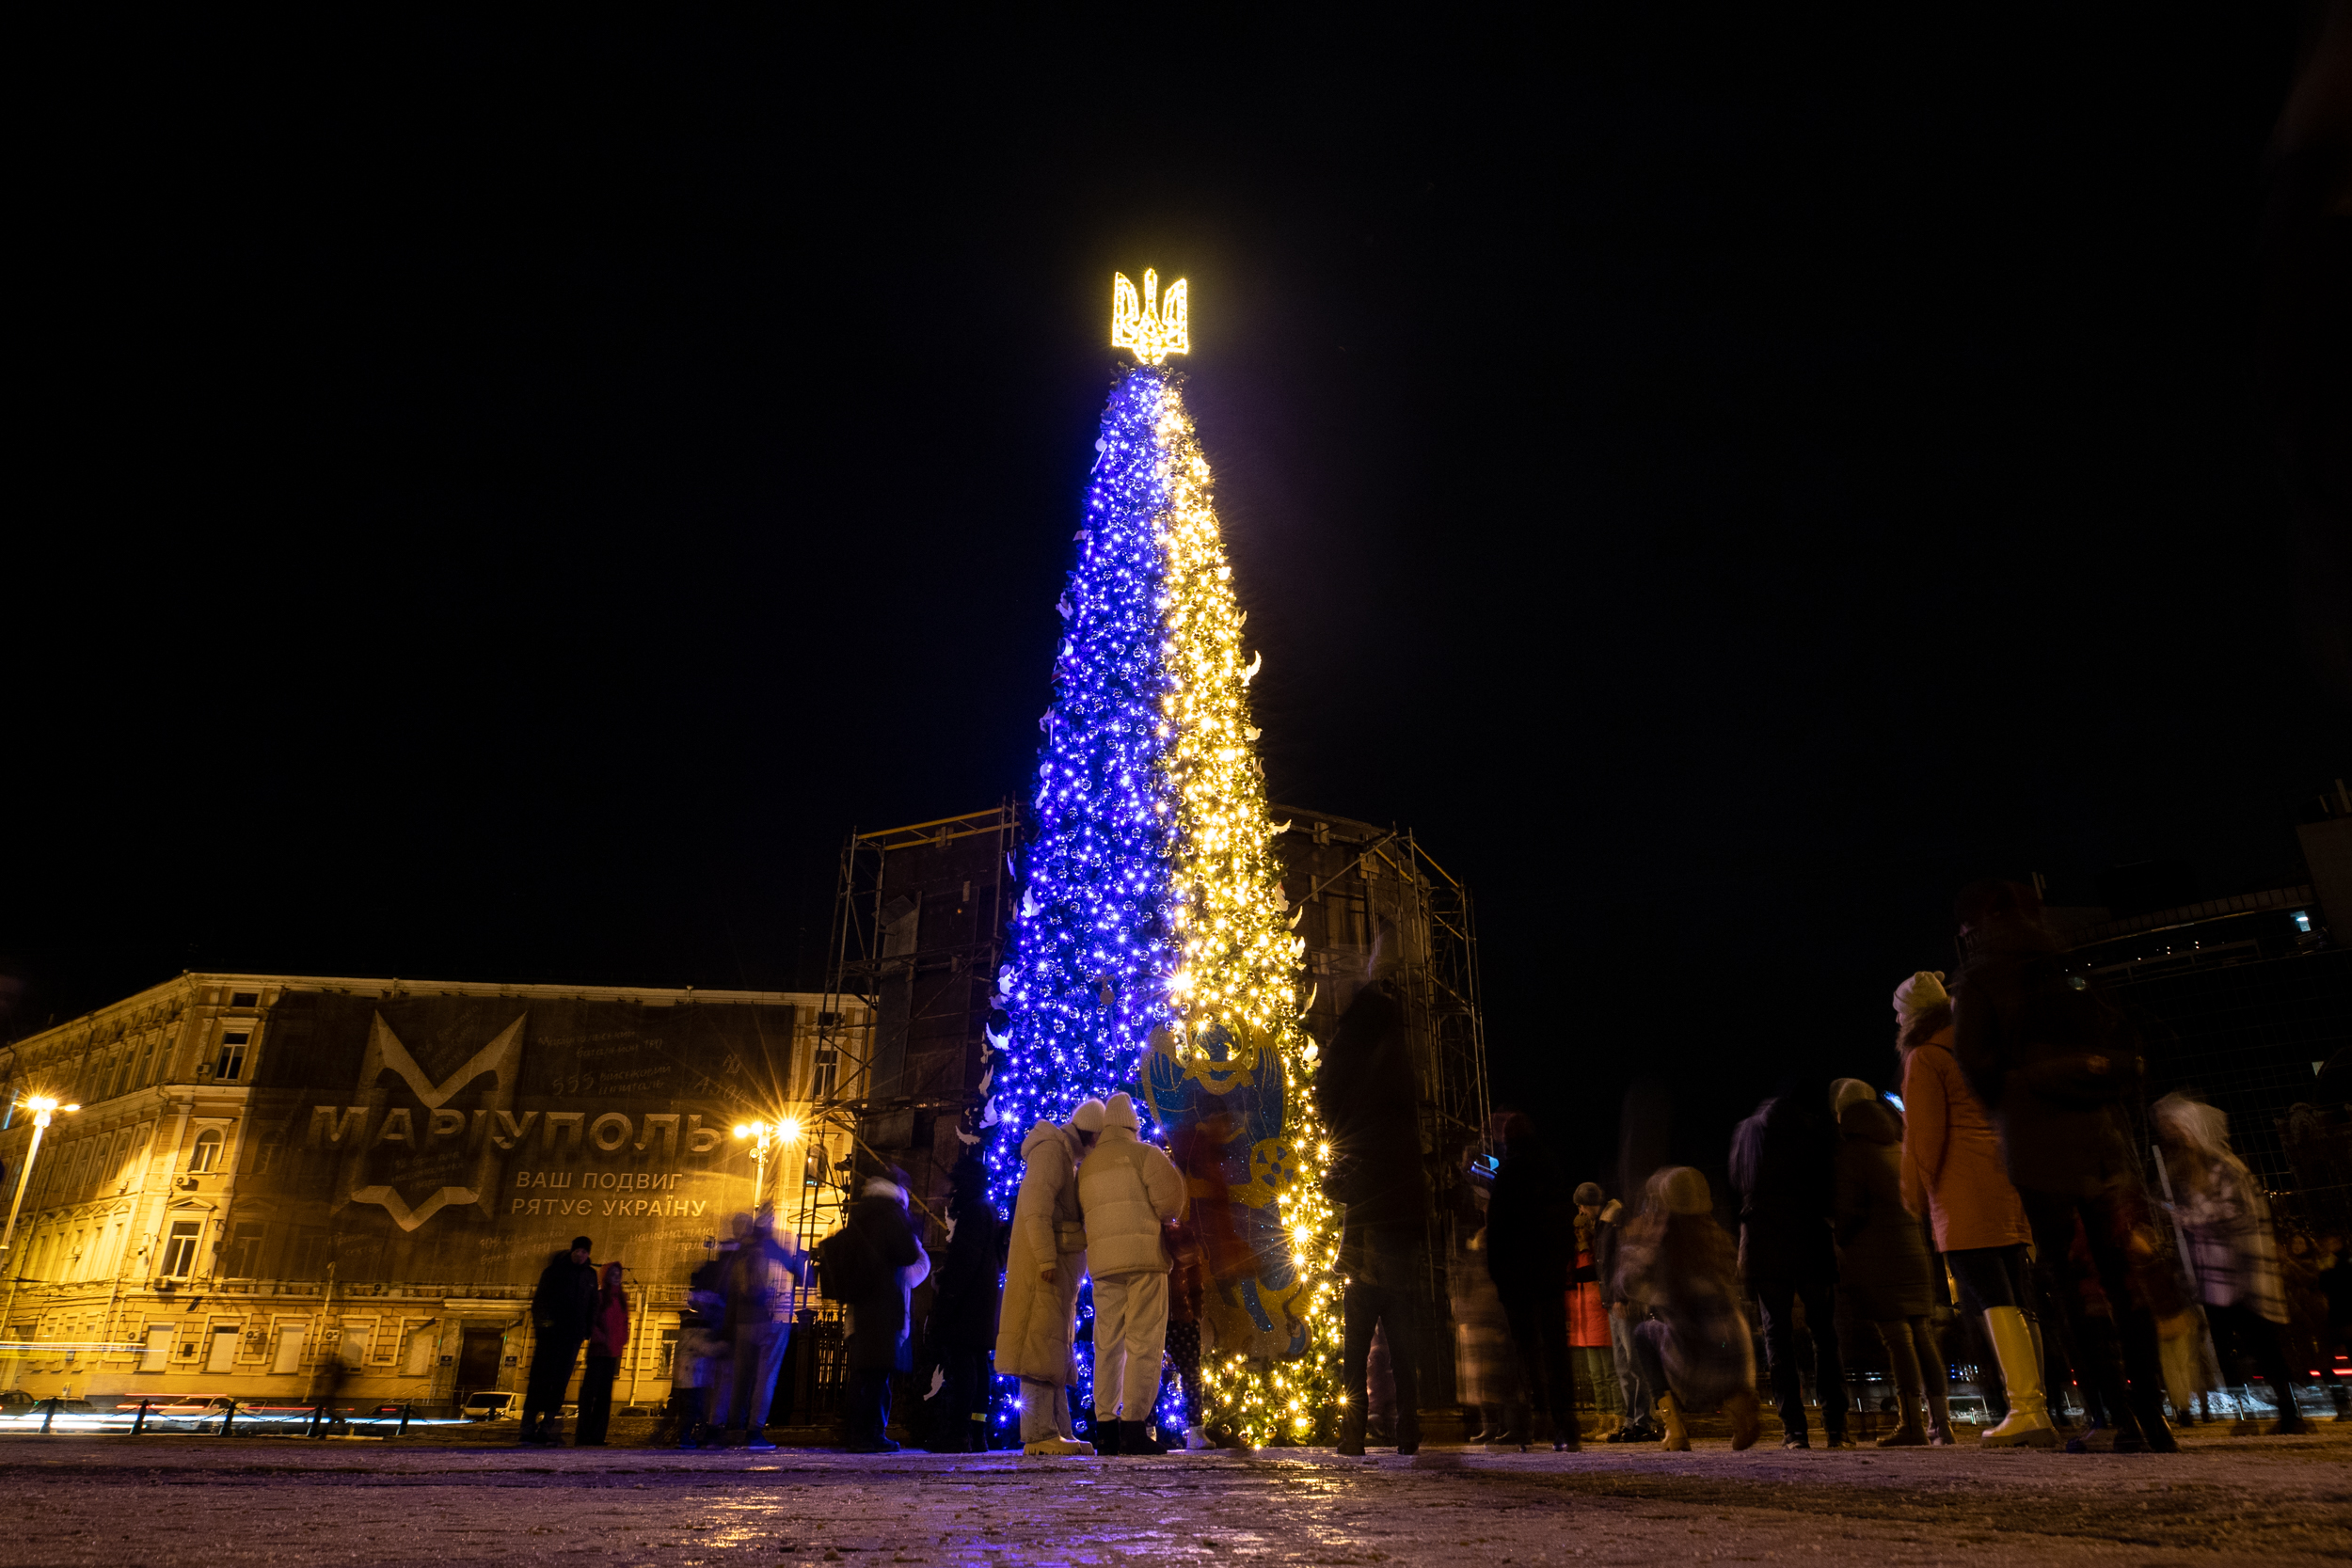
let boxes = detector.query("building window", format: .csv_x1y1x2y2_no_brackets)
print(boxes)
135,1037,158,1087
102,1050,127,1101
160,1221,202,1278
215,1033,249,1081
812,1046,838,1100
188,1129,225,1173
230,991,260,1008
226,1222,266,1278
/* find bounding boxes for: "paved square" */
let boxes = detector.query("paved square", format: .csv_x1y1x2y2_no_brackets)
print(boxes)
4,1425,2349,1567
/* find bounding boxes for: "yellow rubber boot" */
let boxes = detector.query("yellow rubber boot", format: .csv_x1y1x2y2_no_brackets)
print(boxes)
1978,1307,2057,1448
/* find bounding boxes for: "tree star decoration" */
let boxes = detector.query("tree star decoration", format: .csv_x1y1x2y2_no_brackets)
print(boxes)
1112,269,1189,364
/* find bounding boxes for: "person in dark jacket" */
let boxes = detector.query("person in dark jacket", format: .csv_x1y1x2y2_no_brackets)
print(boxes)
1950,879,2175,1453
666,1248,730,1449
823,1168,930,1453
921,1154,1002,1452
1317,943,1434,1456
576,1260,629,1446
1832,1083,1951,1446
1486,1113,1578,1450
1731,1081,1848,1449
521,1236,598,1444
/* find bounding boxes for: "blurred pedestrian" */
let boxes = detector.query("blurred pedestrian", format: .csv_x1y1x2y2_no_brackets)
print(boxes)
1319,940,1435,1455
1079,1091,1186,1455
821,1167,930,1454
1487,1113,1577,1450
1168,1111,1235,1449
1893,968,2049,1446
994,1100,1101,1456
1451,1198,1527,1445
712,1208,803,1451
1572,1182,1625,1438
575,1260,629,1446
666,1244,729,1449
1613,1166,1762,1451
1832,1077,1951,1446
1731,1082,1848,1449
920,1152,1002,1452
2153,1092,2309,1434
1597,1196,1659,1441
520,1235,597,1446
1952,879,2175,1452
2306,1230,2352,1419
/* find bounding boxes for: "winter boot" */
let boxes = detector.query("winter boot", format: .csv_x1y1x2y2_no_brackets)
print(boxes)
743,1425,776,1452
1119,1418,1168,1455
1656,1392,1691,1453
1091,1417,1122,1457
516,1412,540,1445
1922,1351,1956,1445
1395,1409,1422,1457
674,1389,706,1449
1725,1389,1761,1451
1978,1308,2058,1448
1337,1402,1367,1457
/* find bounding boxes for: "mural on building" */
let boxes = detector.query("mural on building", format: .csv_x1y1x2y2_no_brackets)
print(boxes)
237,991,796,1288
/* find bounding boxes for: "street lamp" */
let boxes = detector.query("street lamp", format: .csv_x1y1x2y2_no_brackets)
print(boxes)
0,1096,81,1267
731,1117,803,1214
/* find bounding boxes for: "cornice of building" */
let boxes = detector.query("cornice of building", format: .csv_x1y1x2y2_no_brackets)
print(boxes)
4,973,844,1057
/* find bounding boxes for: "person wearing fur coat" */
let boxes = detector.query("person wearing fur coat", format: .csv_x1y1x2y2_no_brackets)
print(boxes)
994,1099,1104,1455
1078,1091,1188,1455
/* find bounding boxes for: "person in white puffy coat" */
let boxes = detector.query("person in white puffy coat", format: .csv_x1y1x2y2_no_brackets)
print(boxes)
995,1101,1104,1455
1077,1092,1188,1454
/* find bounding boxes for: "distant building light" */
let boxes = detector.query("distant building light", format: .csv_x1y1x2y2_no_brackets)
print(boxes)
2293,911,2312,933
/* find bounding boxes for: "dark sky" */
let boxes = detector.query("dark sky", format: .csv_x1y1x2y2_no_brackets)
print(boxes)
8,12,2343,1177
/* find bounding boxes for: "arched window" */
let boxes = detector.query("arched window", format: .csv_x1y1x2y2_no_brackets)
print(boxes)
188,1129,225,1174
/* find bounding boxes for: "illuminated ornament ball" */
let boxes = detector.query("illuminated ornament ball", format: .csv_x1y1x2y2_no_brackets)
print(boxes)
982,271,1340,1448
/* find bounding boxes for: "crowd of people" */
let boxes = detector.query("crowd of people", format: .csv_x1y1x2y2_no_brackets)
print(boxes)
507,879,2346,1455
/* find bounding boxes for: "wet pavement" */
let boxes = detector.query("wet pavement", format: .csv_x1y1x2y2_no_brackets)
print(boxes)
3,1424,2348,1566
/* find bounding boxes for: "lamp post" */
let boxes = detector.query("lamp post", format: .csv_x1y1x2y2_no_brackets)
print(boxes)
730,1117,803,1215
0,1096,80,1267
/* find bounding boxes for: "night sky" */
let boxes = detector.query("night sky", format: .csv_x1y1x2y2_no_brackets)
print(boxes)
9,12,2344,1180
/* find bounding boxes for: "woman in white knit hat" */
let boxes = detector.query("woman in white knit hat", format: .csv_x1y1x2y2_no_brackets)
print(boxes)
994,1098,1105,1455
1894,970,2047,1447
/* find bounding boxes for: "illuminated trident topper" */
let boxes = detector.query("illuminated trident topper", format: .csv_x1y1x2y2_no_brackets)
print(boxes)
1112,269,1189,364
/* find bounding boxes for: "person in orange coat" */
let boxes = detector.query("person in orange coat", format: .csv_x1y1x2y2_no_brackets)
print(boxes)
1569,1182,1625,1437
1894,969,2048,1447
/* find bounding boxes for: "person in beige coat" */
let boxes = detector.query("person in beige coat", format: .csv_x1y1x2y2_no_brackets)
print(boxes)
1893,969,2048,1448
1078,1092,1188,1455
995,1099,1104,1455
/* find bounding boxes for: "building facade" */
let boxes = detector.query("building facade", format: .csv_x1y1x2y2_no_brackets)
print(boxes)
0,973,852,1409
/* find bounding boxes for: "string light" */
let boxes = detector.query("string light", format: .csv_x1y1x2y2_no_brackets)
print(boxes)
986,274,1340,1449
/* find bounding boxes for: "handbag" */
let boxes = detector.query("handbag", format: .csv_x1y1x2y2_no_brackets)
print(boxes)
1055,1219,1089,1255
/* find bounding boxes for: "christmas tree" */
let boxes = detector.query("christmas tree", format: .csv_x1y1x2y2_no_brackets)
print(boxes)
985,271,1341,1446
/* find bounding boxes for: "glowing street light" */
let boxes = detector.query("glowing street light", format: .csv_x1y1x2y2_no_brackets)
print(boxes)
1,1096,80,1267
731,1117,803,1213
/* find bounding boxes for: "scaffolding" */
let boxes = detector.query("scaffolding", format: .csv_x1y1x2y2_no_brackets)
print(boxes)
1274,809,1493,1402
792,804,1021,1253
